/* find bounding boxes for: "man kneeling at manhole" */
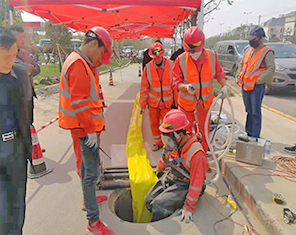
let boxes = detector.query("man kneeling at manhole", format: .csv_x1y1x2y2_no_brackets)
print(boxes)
145,109,209,223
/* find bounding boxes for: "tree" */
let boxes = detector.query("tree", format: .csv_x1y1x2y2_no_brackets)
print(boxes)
191,0,234,26
174,0,234,48
1,0,23,26
0,0,9,22
1,17,24,27
204,24,248,48
45,22,72,49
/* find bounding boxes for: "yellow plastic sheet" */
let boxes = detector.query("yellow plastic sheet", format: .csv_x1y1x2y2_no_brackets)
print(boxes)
126,93,158,223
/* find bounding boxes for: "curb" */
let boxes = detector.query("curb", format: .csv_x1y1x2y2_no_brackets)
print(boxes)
227,82,296,122
221,160,283,235
35,62,131,97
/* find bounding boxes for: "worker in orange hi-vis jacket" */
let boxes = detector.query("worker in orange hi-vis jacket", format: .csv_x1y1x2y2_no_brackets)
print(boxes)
145,110,209,223
140,41,176,151
59,26,114,235
173,26,228,152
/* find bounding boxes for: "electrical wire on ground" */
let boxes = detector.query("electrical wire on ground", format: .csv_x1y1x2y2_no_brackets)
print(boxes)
213,155,296,235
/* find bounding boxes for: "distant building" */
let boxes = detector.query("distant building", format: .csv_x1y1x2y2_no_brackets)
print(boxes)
284,11,296,37
263,16,285,40
23,21,45,34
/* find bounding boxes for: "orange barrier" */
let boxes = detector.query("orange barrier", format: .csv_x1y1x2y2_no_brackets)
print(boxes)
109,69,114,86
28,126,53,179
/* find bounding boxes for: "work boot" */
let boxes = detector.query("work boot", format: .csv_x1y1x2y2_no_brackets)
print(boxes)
86,220,114,235
152,144,162,151
82,195,107,211
284,145,296,154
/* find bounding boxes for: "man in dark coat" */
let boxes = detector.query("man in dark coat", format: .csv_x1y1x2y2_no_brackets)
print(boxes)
0,26,32,235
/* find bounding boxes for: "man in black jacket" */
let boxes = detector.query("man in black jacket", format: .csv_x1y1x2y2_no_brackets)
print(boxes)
0,26,31,235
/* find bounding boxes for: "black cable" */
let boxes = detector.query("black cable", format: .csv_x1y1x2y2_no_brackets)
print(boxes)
213,211,237,235
210,99,224,144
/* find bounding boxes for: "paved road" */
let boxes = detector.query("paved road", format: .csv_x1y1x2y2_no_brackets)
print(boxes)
226,75,296,118
23,64,268,235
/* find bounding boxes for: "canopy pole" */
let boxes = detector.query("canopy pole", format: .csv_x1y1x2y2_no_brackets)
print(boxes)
9,5,14,25
197,0,204,31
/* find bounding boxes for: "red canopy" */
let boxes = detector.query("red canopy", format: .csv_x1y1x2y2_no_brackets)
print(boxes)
9,0,201,39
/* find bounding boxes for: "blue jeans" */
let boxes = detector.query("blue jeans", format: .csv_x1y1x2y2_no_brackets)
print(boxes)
242,84,266,138
0,137,27,235
79,138,101,224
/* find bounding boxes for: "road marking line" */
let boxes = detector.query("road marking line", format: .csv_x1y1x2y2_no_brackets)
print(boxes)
227,82,296,123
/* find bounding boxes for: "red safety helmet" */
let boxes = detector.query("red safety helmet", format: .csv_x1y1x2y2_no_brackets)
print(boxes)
88,26,113,65
183,26,205,53
148,42,165,59
159,110,189,133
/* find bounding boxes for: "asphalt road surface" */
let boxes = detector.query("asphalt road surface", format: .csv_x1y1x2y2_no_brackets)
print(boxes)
227,75,296,118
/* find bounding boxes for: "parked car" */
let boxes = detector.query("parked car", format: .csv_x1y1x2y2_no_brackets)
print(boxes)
38,39,53,50
264,42,296,94
214,40,249,75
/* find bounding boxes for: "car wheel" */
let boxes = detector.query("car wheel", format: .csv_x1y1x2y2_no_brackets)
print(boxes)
265,84,272,95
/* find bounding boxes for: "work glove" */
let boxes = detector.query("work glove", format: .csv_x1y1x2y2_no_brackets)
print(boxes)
177,208,194,224
186,84,196,95
220,85,229,99
85,133,98,151
140,108,145,115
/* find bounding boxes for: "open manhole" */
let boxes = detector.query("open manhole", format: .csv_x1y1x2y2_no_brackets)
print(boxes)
109,188,172,223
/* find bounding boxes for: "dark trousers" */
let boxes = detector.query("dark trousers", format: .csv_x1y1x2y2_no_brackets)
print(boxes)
27,100,34,125
242,84,266,138
79,138,101,224
0,137,27,235
145,172,189,221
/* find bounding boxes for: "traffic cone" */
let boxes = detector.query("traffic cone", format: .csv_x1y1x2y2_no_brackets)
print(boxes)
98,84,107,107
138,65,142,77
28,126,53,179
109,69,114,86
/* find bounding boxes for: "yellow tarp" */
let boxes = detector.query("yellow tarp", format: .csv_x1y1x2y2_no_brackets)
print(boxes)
126,93,158,223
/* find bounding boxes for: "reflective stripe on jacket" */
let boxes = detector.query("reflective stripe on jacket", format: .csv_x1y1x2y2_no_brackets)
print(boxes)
140,58,174,109
238,46,271,91
178,50,216,111
59,51,104,131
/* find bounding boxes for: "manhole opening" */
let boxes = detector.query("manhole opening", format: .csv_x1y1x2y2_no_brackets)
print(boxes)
112,189,170,223
114,189,134,222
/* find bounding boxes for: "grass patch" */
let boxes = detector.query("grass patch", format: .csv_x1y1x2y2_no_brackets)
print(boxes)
99,59,130,72
35,64,60,80
34,59,130,80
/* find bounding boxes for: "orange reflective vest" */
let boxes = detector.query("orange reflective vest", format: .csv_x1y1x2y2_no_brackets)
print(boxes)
178,50,216,111
238,46,272,91
156,136,204,174
59,52,104,131
140,58,174,108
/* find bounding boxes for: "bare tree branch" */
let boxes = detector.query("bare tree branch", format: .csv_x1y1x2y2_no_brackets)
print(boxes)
204,0,222,16
204,0,216,9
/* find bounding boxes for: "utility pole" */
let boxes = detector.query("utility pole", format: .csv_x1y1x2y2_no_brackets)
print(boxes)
9,5,14,26
244,11,252,25
197,0,204,31
258,15,262,26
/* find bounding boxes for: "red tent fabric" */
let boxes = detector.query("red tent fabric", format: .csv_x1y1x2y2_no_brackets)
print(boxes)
9,0,201,39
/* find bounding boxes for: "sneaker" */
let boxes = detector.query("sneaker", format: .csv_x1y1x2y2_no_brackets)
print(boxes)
82,195,107,211
152,144,162,151
284,145,296,154
86,220,114,235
